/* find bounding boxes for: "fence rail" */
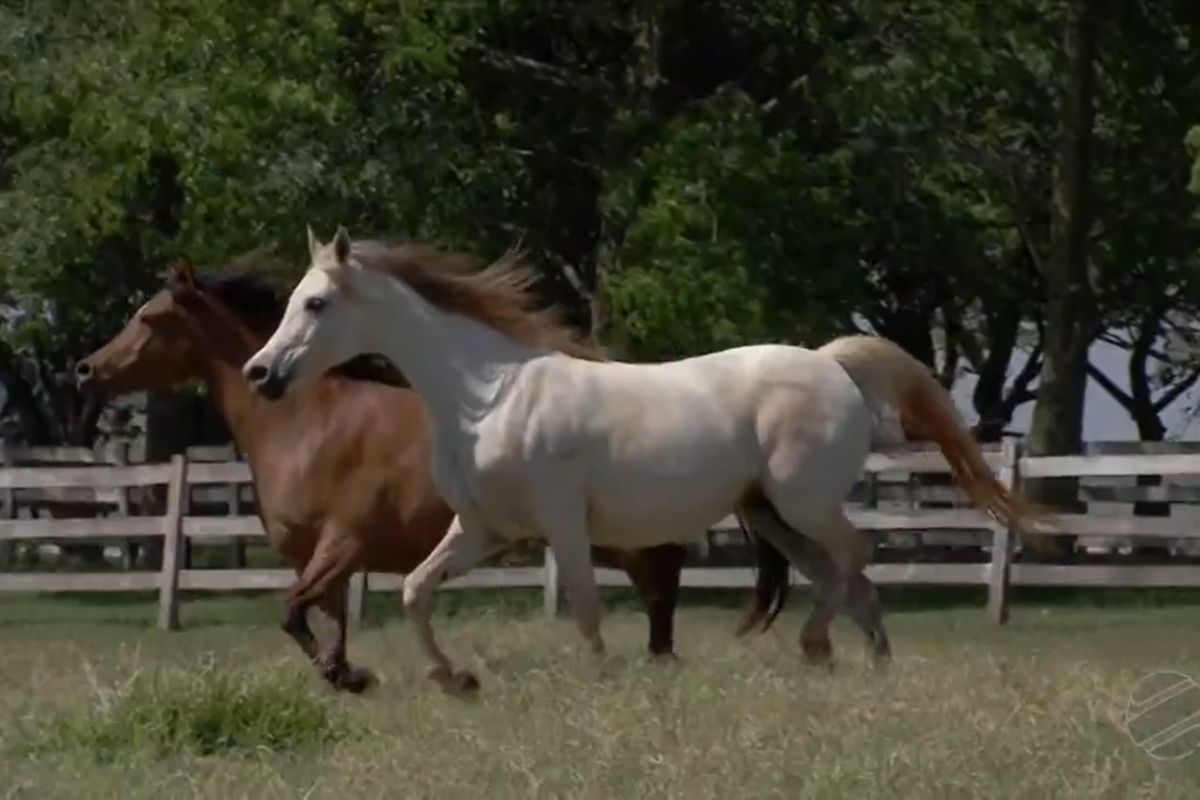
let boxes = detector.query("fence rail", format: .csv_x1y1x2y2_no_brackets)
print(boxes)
5,441,1200,629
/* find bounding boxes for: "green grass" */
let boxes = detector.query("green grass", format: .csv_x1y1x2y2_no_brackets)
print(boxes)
26,659,350,762
1,593,1199,798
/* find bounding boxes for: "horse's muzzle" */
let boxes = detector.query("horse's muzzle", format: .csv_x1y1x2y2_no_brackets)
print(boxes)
244,362,290,400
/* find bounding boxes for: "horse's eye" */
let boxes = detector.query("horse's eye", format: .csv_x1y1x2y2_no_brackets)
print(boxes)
304,296,327,314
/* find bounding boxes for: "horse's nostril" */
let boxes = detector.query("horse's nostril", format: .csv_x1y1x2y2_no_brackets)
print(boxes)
75,362,93,380
245,364,268,383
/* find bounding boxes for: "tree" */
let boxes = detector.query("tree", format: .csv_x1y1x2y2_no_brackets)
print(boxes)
0,0,525,444
1020,0,1099,561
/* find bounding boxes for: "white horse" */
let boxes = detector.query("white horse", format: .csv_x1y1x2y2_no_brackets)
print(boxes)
244,226,1035,693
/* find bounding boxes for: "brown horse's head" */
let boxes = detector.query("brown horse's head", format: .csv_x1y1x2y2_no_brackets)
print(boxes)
78,257,409,397
75,259,283,395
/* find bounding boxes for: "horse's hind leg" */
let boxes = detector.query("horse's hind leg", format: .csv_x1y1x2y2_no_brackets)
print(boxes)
599,544,687,659
743,497,888,664
796,570,891,667
843,574,890,662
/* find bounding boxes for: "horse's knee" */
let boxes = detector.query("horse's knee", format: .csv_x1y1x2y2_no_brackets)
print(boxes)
568,581,602,617
402,575,432,615
401,583,420,614
281,604,309,638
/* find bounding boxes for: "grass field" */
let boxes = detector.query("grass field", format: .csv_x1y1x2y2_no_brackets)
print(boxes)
1,590,1199,799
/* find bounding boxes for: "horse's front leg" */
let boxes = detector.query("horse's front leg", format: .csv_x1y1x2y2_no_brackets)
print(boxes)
403,515,498,694
280,570,322,663
313,580,376,693
538,498,606,656
284,531,367,690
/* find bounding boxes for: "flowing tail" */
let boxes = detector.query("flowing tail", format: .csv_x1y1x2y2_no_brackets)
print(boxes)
737,334,1044,638
735,526,790,637
818,334,1039,533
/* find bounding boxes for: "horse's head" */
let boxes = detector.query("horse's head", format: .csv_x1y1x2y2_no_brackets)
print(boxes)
76,259,216,395
243,224,590,400
244,225,385,400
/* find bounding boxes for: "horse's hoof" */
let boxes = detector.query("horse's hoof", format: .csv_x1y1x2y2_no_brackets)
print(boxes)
648,650,680,664
801,639,835,668
338,667,377,694
432,669,480,696
448,670,480,695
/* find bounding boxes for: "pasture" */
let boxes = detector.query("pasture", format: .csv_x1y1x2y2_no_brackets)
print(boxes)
1,590,1198,799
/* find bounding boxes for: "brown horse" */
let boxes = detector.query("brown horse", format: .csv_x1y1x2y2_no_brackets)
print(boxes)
76,257,694,692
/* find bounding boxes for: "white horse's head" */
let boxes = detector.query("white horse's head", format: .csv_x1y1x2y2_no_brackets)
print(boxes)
243,225,380,400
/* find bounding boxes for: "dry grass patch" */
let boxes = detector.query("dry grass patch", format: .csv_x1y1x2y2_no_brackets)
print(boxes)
0,601,1198,798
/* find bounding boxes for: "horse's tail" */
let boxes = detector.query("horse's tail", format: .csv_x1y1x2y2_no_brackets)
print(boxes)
818,335,1040,534
735,525,790,637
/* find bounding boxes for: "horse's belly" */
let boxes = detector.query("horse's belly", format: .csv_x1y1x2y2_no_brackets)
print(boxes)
585,476,744,548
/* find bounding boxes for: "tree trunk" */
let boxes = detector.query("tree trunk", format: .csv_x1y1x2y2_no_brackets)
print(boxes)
1130,411,1169,557
588,0,666,344
1127,318,1170,557
971,309,1022,442
1024,0,1099,563
0,354,52,444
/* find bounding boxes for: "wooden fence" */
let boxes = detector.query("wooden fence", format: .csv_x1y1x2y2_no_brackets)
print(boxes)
4,440,1200,630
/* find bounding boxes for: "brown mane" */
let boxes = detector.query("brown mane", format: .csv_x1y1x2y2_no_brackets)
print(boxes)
349,240,607,362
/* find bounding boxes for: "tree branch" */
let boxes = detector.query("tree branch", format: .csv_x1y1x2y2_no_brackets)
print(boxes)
945,301,986,374
1088,361,1134,412
1002,341,1043,410
1154,368,1200,413
970,143,1049,278
468,47,614,99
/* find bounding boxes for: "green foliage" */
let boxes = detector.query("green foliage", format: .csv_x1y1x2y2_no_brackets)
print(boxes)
2,0,1200,442
606,92,864,357
27,659,351,761
0,0,524,442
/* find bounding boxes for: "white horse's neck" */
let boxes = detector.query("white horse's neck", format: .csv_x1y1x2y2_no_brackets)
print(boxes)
362,272,543,427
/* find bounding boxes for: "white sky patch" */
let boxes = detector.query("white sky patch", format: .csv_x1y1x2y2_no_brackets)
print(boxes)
950,337,1200,441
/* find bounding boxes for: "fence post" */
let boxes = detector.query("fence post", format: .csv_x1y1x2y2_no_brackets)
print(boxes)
987,439,1019,625
110,441,138,570
158,453,189,631
864,469,881,560
226,447,247,569
543,546,561,617
348,571,367,627
0,444,13,568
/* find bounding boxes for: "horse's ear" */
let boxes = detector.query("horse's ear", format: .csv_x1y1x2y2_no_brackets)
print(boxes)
167,257,199,303
175,256,195,288
307,225,320,259
332,225,351,264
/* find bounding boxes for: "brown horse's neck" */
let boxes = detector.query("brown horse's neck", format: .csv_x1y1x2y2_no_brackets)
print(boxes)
187,309,300,464
202,354,274,456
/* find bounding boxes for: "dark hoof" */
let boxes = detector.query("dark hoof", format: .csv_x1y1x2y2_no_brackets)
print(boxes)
801,638,835,668
432,668,480,696
337,666,377,694
648,650,680,664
